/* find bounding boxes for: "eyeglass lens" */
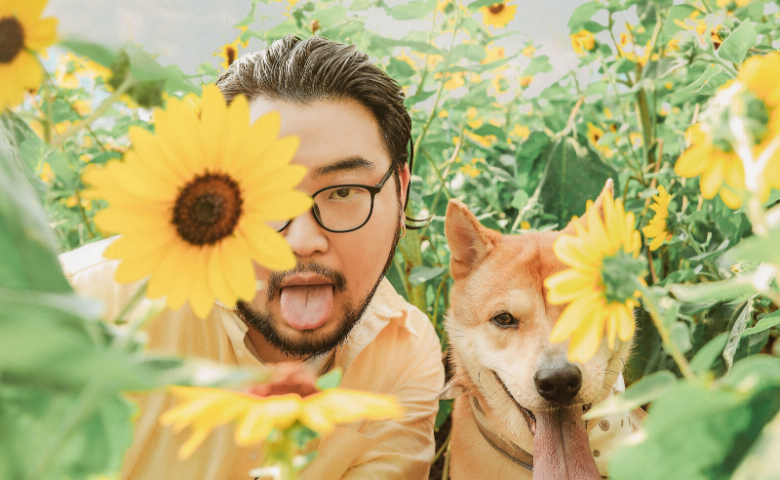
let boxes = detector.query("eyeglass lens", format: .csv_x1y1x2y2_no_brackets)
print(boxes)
266,185,374,232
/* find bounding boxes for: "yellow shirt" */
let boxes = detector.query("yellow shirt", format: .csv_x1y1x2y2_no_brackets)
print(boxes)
60,238,445,480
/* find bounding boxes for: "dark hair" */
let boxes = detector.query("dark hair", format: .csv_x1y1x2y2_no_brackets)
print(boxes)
216,35,414,196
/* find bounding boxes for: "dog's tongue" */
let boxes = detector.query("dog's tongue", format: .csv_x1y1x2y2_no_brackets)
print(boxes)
532,406,601,480
280,285,333,330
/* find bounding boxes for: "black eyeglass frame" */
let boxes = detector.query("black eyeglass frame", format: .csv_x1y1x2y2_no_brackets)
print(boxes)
276,164,395,233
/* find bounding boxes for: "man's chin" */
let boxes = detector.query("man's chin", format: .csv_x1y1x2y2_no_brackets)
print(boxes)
236,301,364,359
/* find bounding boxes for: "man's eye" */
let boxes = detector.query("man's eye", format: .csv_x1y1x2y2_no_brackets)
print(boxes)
491,313,518,328
329,187,358,200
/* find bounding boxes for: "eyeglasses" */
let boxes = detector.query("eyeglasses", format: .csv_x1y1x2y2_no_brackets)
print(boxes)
270,165,395,233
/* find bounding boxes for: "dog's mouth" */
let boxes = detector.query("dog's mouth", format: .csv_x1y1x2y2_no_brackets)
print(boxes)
491,371,592,436
491,371,600,480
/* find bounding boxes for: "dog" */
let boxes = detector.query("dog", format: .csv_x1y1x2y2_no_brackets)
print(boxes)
441,182,644,480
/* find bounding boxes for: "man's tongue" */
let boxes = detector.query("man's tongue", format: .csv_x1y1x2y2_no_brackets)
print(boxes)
532,406,601,480
279,285,334,331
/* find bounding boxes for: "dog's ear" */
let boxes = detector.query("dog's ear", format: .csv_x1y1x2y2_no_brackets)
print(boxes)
561,178,613,235
445,199,500,280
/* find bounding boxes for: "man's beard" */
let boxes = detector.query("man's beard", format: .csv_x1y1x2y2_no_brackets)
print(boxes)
235,221,401,359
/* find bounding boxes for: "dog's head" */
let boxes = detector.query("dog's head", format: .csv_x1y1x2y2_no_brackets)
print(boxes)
444,182,631,479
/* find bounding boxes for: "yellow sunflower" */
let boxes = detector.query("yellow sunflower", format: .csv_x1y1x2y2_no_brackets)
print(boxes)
216,38,242,70
642,185,674,251
0,0,57,109
82,85,311,318
545,188,644,362
571,30,596,55
587,122,614,158
738,52,780,108
674,123,751,209
161,385,402,459
479,2,517,29
519,75,533,88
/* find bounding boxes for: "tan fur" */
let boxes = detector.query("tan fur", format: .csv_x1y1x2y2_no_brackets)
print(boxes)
444,181,633,479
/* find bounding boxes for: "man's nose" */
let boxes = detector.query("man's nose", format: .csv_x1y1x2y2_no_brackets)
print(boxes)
533,363,582,402
282,209,328,258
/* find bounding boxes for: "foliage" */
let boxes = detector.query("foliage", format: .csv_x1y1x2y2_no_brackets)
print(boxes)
3,0,780,479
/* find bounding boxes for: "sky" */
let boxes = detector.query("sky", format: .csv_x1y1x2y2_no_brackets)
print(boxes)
45,0,591,95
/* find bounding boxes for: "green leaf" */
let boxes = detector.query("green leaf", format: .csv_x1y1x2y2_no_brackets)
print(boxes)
409,266,447,286
60,39,119,68
435,399,453,430
723,299,753,372
718,20,758,65
471,123,506,143
533,137,618,229
0,117,71,293
450,43,487,62
690,332,729,374
583,371,677,420
467,0,502,10
741,310,780,337
521,55,554,77
669,277,756,304
390,0,435,20
511,190,529,210
567,1,604,33
668,322,692,355
731,409,780,480
368,34,443,56
660,5,698,42
315,368,343,390
609,366,780,480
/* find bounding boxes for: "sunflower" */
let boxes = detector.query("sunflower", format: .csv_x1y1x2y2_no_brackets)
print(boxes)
216,38,243,70
479,2,517,29
642,185,674,251
0,0,57,109
82,85,311,318
161,382,402,459
519,75,533,88
570,30,596,55
545,189,645,362
738,52,780,108
587,122,614,158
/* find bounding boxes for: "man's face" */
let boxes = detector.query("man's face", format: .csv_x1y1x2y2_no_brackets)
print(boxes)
238,97,410,360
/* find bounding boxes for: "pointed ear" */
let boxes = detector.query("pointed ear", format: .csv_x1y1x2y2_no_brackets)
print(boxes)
561,178,614,235
445,199,500,280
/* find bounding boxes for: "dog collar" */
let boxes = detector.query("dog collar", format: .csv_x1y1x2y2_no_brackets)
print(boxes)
469,395,534,472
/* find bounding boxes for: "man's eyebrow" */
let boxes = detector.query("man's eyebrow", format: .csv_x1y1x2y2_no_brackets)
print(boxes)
310,156,375,180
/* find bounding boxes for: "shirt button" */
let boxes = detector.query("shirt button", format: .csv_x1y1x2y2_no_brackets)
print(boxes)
599,419,610,431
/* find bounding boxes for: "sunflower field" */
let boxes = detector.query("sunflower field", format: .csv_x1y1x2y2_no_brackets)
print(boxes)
2,0,780,479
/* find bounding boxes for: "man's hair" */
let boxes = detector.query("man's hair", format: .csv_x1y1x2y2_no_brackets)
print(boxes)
216,35,412,175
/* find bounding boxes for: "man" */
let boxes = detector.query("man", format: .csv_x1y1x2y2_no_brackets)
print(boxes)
60,35,444,480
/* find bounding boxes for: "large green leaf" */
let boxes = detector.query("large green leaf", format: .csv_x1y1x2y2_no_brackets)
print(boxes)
610,356,780,480
532,136,618,229
0,115,71,293
718,20,758,65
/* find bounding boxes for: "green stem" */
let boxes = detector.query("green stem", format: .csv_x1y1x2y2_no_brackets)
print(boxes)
73,188,95,239
639,288,696,380
441,438,452,480
51,75,135,148
433,429,452,464
24,381,101,480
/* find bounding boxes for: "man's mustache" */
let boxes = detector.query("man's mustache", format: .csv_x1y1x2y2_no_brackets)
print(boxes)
266,261,348,301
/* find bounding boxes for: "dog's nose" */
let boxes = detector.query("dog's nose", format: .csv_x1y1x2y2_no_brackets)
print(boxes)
534,364,582,402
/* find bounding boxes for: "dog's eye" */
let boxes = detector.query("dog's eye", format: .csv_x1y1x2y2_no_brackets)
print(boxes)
491,312,518,328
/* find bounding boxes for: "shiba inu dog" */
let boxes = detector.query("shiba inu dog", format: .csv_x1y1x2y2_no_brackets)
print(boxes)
442,182,642,480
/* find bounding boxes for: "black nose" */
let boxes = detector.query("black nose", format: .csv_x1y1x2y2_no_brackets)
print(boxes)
534,364,582,402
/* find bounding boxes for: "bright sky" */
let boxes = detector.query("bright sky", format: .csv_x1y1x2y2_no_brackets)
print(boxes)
46,0,588,95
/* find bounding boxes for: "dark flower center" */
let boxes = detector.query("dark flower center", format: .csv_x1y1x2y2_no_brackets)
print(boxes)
489,3,505,14
225,46,236,67
173,172,243,245
0,17,25,64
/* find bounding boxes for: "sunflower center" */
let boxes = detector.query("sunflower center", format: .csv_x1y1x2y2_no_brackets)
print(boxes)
173,172,243,245
488,3,505,14
0,17,25,64
225,46,236,67
600,249,646,304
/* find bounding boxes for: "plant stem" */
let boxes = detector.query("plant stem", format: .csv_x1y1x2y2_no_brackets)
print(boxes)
24,381,101,480
73,188,95,238
51,75,135,148
639,288,695,380
433,429,452,464
441,437,452,480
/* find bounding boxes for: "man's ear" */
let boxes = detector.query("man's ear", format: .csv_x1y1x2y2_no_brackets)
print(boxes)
445,199,500,280
398,163,411,210
561,178,613,235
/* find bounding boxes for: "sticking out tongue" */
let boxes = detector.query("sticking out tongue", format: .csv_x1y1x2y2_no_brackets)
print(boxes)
280,285,334,331
532,406,601,480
